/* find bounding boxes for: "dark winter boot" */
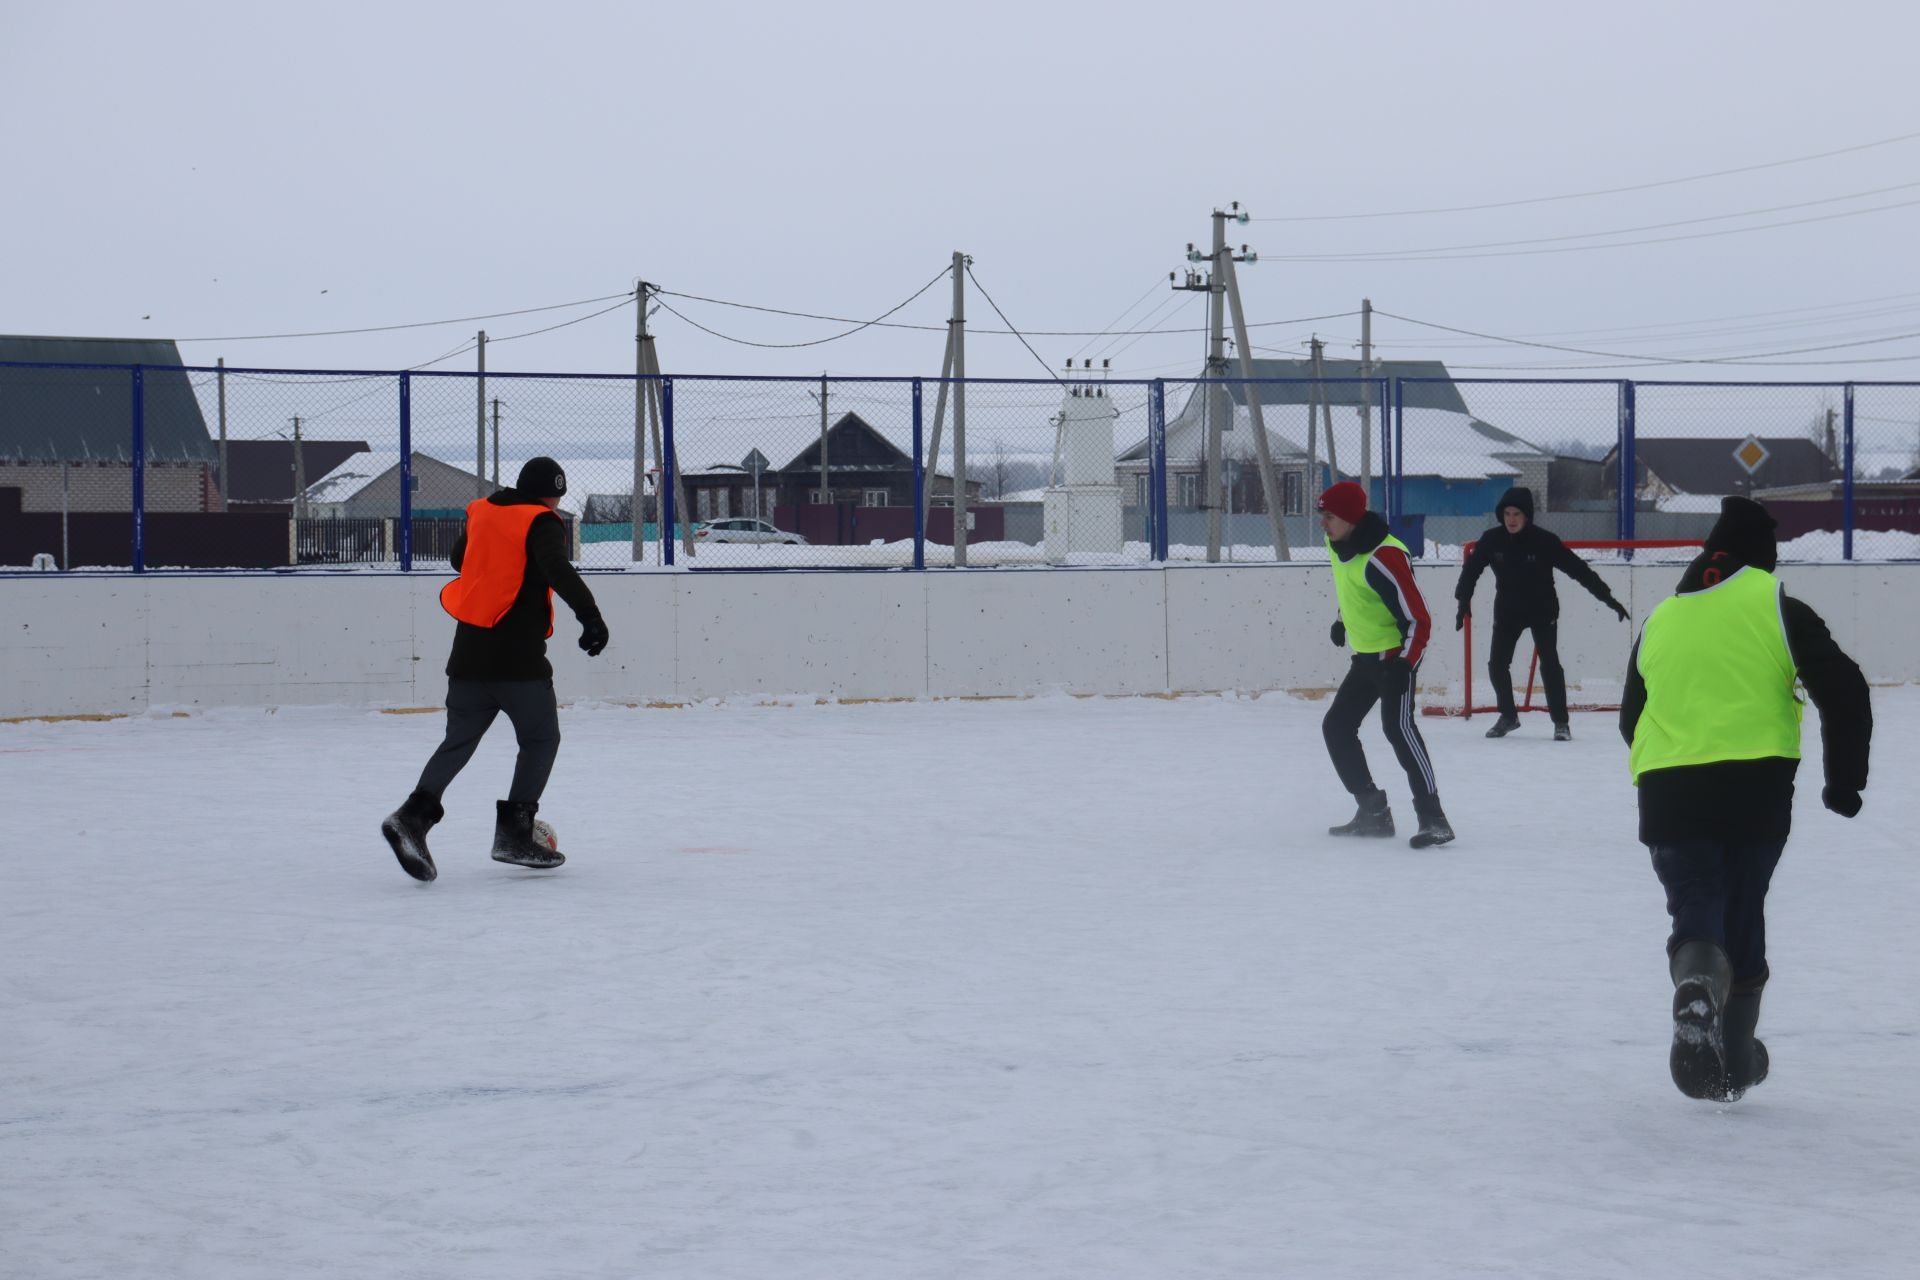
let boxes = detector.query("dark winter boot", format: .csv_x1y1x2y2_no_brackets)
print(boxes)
381,789,444,882
491,799,565,870
1328,788,1395,838
1553,722,1572,742
1669,941,1734,1100
1485,715,1521,739
1723,988,1769,1100
1409,794,1456,849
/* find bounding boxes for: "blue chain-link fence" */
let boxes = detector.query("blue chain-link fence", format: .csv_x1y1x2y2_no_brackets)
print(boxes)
3,359,1915,570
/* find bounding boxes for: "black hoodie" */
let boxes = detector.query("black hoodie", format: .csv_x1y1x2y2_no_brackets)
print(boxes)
1454,486,1619,625
446,489,600,682
1618,498,1870,845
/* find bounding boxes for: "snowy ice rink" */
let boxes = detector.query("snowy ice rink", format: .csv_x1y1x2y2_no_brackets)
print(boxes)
5,690,1918,1279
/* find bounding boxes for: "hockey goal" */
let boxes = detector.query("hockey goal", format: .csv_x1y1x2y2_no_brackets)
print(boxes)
1424,539,1702,719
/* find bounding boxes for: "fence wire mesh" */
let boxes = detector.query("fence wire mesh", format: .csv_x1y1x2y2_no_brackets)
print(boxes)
6,361,1920,571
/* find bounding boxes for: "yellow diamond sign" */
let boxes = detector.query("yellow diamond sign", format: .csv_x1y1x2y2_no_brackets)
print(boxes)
1733,436,1771,475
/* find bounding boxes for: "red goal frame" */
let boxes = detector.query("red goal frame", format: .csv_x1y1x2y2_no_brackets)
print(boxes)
1431,538,1701,719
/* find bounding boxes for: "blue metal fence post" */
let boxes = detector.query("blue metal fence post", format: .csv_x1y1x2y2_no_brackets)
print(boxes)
1389,378,1403,525
911,379,926,570
1618,381,1637,542
661,377,677,567
1150,379,1170,561
399,373,414,571
1842,383,1856,562
130,365,145,572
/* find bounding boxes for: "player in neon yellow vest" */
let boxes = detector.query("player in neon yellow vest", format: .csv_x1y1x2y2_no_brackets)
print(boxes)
1316,481,1454,848
1620,496,1870,1102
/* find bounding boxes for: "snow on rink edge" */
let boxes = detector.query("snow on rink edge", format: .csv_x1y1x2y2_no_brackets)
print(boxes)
3,690,1917,1280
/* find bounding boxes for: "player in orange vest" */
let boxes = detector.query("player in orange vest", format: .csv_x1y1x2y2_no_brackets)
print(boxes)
381,457,609,881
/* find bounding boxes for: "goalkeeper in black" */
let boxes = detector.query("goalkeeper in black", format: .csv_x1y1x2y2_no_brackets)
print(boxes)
1453,486,1629,741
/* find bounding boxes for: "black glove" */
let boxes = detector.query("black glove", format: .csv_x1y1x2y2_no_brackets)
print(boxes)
578,612,609,657
1330,619,1346,648
1378,656,1413,695
1823,786,1862,818
1455,602,1470,632
1607,597,1630,622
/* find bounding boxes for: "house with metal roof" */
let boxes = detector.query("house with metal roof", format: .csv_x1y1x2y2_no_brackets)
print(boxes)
0,335,219,513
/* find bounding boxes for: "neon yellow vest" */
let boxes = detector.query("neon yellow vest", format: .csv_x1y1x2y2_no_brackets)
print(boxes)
1328,533,1411,654
1629,566,1802,783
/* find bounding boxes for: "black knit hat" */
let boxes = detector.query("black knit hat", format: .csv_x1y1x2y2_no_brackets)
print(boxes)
516,456,567,500
1704,495,1778,571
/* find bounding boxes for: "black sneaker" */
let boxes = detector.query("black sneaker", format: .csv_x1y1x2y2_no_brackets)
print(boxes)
1553,723,1572,742
1409,795,1455,849
1485,715,1521,739
1328,789,1395,838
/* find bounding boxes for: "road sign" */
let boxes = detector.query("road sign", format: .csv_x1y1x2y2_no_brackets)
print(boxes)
1733,436,1771,476
741,449,770,473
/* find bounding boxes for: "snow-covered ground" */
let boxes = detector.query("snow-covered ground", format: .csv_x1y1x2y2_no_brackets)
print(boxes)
5,691,1918,1279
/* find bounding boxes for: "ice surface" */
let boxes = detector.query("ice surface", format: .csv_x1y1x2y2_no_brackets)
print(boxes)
5,691,1919,1279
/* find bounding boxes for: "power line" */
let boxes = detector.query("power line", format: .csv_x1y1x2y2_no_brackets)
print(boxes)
1267,180,1920,261
174,290,636,343
1251,129,1920,222
1375,308,1920,367
962,264,1065,385
1270,196,1920,263
1070,278,1169,360
652,266,952,349
655,284,1359,337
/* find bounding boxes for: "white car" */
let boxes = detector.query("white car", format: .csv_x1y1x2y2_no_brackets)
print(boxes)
694,518,808,545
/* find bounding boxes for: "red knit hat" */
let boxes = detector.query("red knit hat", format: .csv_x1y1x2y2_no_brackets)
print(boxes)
1317,480,1368,525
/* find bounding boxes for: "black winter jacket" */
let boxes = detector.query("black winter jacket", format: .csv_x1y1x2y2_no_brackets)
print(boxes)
1618,551,1871,846
446,491,599,682
1455,523,1619,625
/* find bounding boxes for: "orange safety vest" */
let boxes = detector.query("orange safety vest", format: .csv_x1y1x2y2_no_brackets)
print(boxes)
438,500,555,636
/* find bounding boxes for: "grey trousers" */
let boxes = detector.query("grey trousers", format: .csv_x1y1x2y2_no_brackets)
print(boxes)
416,679,561,804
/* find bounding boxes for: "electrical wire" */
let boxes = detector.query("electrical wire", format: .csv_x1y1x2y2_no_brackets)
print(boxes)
174,290,636,343
963,264,1067,385
1268,180,1920,261
1375,308,1920,368
656,283,1360,338
1071,278,1170,360
1251,129,1920,222
1271,196,1920,263
652,266,952,349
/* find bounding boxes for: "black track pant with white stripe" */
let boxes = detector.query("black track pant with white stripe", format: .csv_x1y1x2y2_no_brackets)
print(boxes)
1322,652,1440,804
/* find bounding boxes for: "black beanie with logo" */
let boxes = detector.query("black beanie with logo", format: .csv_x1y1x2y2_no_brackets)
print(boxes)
516,457,567,500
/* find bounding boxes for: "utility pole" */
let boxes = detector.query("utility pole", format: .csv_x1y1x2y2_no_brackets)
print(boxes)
633,290,691,557
951,250,969,567
1171,221,1227,560
1309,336,1339,480
475,329,488,498
633,283,647,562
1359,298,1374,501
1216,206,1290,560
816,373,830,503
491,397,503,487
291,416,306,522
216,356,228,512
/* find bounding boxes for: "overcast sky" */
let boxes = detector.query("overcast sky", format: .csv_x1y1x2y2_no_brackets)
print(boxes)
5,0,1919,390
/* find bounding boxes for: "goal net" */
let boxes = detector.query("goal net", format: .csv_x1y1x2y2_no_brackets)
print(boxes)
1421,539,1702,719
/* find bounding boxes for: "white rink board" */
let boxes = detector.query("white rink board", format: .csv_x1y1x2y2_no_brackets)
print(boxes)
2,564,1915,717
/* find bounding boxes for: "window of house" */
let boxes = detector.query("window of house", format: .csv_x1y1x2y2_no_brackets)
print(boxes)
1134,475,1148,507
1177,472,1200,508
1284,471,1304,516
862,488,889,507
808,490,828,505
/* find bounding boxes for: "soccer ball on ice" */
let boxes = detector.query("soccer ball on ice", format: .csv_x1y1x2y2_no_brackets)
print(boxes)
532,819,559,852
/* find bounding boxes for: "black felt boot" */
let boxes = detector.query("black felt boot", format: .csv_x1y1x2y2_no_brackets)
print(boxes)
1723,988,1769,1100
1485,715,1521,738
1669,941,1734,1100
491,799,565,870
381,789,444,882
1409,793,1455,848
1328,788,1395,838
